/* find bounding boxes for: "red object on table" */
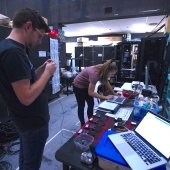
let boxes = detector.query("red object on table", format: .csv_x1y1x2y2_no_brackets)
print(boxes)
122,90,138,99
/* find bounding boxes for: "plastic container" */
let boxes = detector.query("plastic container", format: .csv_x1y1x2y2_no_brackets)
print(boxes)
74,133,94,151
133,97,160,120
122,90,138,99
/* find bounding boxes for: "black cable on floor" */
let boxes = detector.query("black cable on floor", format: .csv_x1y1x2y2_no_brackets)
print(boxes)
57,99,66,129
6,141,20,155
0,120,19,144
0,145,6,160
0,161,12,170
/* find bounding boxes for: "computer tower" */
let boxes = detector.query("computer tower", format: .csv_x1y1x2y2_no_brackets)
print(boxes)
104,46,115,61
92,46,104,65
115,41,140,82
75,46,84,67
84,47,93,66
136,37,166,94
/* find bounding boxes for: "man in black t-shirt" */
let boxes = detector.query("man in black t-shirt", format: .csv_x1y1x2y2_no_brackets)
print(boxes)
0,8,56,170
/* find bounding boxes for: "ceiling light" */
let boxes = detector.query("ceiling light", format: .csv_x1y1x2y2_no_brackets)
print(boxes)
130,23,148,33
141,9,160,13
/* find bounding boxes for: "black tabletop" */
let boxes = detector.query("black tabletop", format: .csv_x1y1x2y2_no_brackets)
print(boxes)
55,99,135,170
55,135,103,170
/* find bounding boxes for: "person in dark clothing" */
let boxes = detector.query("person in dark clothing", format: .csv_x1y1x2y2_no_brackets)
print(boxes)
0,8,56,170
73,59,117,126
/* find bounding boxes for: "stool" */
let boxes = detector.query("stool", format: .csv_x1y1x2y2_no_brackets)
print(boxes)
62,72,74,96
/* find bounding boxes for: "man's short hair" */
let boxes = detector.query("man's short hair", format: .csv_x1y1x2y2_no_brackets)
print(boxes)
13,8,50,33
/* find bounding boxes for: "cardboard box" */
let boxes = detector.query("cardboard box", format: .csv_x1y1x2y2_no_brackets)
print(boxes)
98,156,130,170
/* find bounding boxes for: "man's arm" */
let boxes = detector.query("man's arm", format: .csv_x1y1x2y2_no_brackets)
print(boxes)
12,61,56,106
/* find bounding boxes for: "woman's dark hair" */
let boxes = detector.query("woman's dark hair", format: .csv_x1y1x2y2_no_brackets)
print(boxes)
13,8,50,33
98,59,117,83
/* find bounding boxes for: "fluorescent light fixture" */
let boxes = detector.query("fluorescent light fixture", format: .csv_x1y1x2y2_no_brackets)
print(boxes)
63,15,165,37
130,23,147,33
130,23,165,33
64,26,106,36
141,9,160,13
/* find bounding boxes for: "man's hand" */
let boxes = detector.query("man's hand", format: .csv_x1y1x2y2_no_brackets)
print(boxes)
44,60,57,76
42,59,54,68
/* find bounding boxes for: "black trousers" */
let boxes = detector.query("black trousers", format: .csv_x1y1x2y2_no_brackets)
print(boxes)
73,85,94,125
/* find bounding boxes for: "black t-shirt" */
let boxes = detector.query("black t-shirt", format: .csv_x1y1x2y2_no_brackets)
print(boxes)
0,39,49,131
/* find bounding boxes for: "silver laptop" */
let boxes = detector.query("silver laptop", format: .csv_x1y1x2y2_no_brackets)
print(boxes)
98,100,119,111
107,96,126,104
108,112,170,170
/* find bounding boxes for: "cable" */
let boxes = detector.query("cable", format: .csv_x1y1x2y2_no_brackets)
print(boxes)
0,120,19,144
147,24,165,38
57,99,66,129
56,98,73,144
57,99,65,115
0,145,6,160
150,15,167,33
6,141,20,155
61,130,75,140
148,72,153,86
0,161,12,170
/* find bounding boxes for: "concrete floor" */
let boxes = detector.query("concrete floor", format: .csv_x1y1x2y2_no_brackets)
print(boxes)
1,93,99,170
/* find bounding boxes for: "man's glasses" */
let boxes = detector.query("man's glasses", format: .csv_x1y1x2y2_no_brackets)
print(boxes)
35,28,45,39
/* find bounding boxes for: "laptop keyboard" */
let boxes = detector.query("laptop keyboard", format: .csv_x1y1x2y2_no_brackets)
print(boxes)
107,96,126,104
121,133,161,165
114,107,133,121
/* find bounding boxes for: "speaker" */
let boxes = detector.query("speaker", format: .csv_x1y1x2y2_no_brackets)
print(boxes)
104,46,115,61
75,47,84,67
93,46,103,65
136,37,166,93
84,47,93,66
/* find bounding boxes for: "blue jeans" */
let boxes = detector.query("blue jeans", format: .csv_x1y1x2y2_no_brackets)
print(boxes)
18,124,49,170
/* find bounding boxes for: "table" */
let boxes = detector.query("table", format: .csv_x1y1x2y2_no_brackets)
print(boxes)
55,100,134,170
55,136,103,170
55,99,166,170
121,82,157,95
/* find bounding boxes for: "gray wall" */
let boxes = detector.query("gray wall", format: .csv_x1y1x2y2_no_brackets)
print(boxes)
0,0,49,21
49,0,170,24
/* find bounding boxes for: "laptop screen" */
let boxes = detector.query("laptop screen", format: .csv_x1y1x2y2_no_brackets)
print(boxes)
135,112,170,159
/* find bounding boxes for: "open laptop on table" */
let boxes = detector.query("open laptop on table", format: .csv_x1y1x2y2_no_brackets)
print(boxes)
98,100,120,113
108,112,170,170
107,95,126,104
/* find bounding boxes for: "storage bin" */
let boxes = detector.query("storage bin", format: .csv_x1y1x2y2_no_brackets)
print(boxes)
74,133,94,151
133,97,160,120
